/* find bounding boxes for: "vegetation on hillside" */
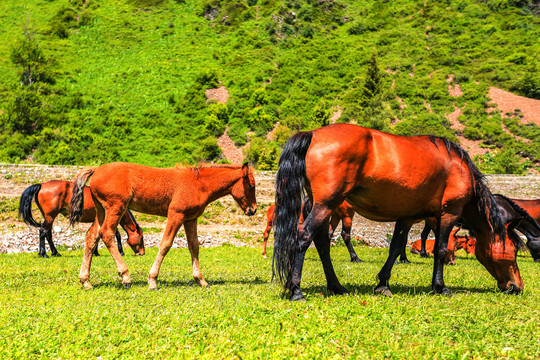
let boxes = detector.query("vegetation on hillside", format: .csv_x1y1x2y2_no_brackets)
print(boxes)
0,0,538,173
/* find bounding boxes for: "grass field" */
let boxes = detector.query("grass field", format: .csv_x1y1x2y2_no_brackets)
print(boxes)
1,245,538,359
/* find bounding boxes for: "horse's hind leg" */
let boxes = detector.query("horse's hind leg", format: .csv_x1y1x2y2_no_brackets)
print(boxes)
148,213,184,290
184,219,209,287
115,230,125,256
38,216,55,258
290,203,333,301
79,218,101,290
375,220,413,297
313,220,348,296
47,228,61,257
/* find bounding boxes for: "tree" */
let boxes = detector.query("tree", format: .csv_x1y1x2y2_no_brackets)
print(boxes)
10,28,53,87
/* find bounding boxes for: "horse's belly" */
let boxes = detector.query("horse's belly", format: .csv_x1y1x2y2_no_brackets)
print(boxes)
346,186,439,222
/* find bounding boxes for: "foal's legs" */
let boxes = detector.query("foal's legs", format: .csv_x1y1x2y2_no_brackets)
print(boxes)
375,220,414,297
79,218,101,290
289,203,333,301
184,219,209,287
148,213,184,290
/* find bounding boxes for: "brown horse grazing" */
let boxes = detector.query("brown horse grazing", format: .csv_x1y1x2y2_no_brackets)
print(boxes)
273,124,522,301
18,180,145,258
262,201,363,263
69,162,257,290
410,228,463,265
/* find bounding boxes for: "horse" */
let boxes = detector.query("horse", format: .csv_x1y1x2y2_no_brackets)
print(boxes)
410,195,540,261
410,228,466,265
69,162,257,290
18,180,145,258
273,123,522,301
262,201,363,263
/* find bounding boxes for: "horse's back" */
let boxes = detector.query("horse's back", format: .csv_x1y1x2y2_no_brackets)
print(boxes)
306,124,474,221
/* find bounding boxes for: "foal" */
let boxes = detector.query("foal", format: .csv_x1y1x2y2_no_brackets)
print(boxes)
69,162,256,290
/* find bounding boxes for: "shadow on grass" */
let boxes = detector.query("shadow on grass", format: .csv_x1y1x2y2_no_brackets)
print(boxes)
89,277,269,290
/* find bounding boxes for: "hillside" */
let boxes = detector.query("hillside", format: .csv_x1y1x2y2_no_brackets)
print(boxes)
0,0,539,172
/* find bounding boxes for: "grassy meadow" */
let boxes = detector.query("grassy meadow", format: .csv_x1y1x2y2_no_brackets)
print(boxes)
1,245,539,359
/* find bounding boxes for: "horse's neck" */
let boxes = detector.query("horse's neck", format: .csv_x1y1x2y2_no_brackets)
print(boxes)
197,167,240,203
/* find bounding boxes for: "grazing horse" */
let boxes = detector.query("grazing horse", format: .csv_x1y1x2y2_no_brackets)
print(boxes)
69,162,256,290
411,195,540,261
262,201,363,263
18,180,145,258
273,124,522,301
410,228,465,265
495,195,540,262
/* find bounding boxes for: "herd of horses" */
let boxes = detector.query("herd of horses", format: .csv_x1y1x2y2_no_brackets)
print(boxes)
17,124,540,300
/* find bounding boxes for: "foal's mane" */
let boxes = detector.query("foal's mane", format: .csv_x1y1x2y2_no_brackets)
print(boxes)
429,136,506,242
174,163,243,179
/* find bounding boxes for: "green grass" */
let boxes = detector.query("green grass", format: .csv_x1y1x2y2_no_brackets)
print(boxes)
1,246,538,359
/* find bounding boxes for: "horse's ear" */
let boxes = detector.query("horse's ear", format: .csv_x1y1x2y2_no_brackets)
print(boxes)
242,162,249,178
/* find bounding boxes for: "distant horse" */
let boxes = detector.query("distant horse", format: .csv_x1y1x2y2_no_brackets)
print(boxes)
273,124,522,301
18,180,145,258
410,228,466,265
69,162,256,290
411,195,540,261
262,201,363,263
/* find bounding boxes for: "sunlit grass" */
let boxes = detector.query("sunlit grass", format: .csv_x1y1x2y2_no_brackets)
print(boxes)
0,246,538,359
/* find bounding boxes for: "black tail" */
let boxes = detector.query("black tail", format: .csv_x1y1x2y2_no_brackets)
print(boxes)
18,184,42,228
273,131,313,290
68,167,95,225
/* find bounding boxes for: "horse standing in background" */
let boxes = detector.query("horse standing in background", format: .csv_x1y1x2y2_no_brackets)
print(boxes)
69,162,257,290
262,201,363,263
18,180,145,257
273,124,522,301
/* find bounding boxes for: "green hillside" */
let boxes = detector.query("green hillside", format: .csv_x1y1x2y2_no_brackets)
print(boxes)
0,0,538,172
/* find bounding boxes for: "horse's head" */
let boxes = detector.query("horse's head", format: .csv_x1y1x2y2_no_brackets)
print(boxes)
475,228,523,294
231,163,257,216
127,225,145,256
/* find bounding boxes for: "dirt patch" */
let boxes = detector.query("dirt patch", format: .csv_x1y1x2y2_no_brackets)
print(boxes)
488,87,540,125
217,128,245,165
205,85,230,104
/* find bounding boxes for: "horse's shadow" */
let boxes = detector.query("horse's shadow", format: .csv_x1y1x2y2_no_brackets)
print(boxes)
89,277,269,290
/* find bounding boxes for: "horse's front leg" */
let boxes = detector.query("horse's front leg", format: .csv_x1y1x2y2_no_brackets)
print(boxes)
431,214,461,295
184,219,208,287
313,220,348,296
375,220,413,297
148,213,184,290
289,203,333,301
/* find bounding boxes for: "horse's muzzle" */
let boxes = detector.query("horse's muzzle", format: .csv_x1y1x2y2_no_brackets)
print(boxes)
246,208,257,216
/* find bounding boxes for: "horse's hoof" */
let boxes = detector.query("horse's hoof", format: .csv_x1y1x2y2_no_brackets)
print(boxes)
534,259,540,263
351,258,364,263
123,283,131,290
420,253,429,258
330,285,349,296
399,258,411,264
374,286,392,297
94,253,100,257
290,293,305,302
82,281,93,291
262,255,268,259
149,287,159,291
39,253,49,259
434,286,453,297
120,252,125,256
51,252,61,257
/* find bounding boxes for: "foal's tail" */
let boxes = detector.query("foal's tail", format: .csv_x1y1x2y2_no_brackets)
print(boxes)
68,167,95,226
273,131,313,290
18,184,42,228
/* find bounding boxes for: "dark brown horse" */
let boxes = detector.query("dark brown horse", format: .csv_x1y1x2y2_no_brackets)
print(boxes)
262,201,362,263
69,162,256,290
18,180,145,258
273,124,522,301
